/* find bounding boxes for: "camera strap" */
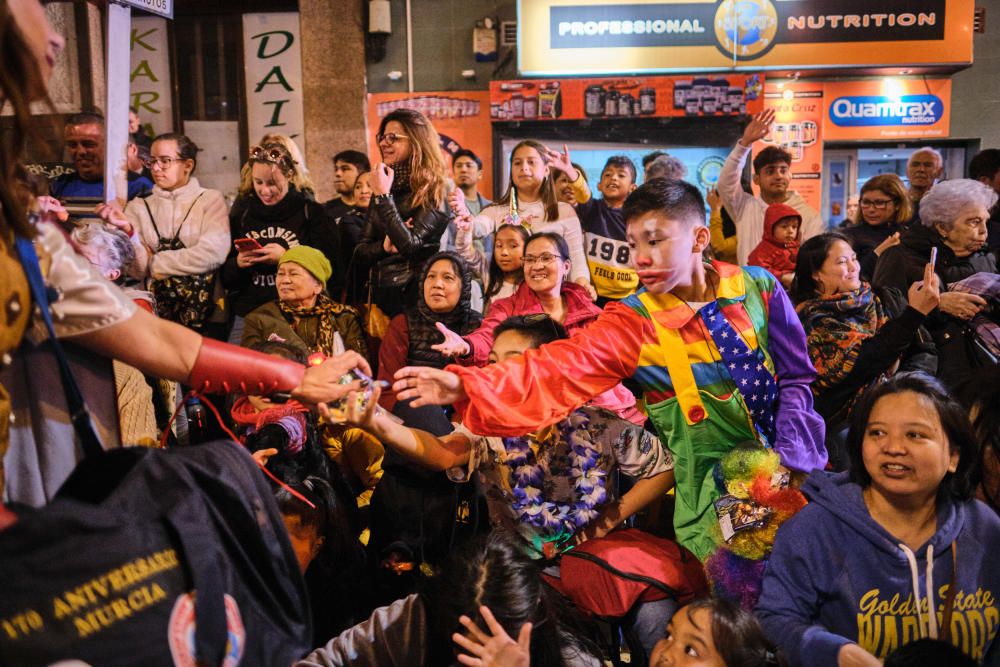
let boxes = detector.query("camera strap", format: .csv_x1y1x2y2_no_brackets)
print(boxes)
14,234,104,459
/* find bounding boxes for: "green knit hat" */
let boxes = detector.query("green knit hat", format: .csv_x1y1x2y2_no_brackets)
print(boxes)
279,245,332,284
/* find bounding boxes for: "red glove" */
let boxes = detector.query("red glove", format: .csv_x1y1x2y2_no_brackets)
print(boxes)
188,338,304,396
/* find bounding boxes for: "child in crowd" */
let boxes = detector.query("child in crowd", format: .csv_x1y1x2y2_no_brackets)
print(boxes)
275,477,370,645
341,170,371,304
748,203,801,289
455,596,781,667
707,187,738,265
649,598,778,667
450,140,594,299
454,222,528,310
548,151,640,304
552,160,588,206
392,179,826,603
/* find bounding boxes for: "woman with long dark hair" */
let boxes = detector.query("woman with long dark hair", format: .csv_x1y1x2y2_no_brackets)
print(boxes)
355,108,451,317
757,373,1000,666
296,529,601,666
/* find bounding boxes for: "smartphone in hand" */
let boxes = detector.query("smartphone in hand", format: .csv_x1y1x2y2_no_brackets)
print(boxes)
234,237,263,252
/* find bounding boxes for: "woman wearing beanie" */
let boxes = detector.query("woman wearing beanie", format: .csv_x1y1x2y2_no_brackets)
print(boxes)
241,245,366,359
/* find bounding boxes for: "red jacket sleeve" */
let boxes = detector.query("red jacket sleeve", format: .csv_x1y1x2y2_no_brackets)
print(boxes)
449,304,648,435
378,314,409,411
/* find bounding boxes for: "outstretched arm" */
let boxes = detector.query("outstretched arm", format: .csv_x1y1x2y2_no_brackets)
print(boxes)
718,109,774,235
395,304,646,436
74,308,369,406
336,385,471,471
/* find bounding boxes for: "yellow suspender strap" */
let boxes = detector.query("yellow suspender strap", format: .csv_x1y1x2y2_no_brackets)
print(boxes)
650,318,705,427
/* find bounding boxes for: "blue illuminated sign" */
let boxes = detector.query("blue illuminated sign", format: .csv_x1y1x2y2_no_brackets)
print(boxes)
828,94,944,127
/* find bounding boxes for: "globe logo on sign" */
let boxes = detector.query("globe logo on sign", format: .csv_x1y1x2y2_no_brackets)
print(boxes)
696,156,725,190
714,0,779,60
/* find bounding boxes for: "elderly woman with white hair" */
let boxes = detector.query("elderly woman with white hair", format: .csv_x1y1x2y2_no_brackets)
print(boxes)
71,222,159,446
71,222,152,310
873,178,998,386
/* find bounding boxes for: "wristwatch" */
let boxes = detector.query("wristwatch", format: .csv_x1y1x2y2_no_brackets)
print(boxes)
372,193,392,205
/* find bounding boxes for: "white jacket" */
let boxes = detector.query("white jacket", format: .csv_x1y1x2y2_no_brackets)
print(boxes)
717,142,825,265
125,177,230,280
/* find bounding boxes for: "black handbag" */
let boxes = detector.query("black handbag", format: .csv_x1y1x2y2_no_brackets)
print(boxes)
143,195,218,331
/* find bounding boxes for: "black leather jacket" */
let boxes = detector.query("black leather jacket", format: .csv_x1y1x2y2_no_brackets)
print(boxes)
355,188,450,316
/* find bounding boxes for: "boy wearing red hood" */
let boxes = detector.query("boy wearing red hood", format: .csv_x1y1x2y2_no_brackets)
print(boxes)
749,202,801,288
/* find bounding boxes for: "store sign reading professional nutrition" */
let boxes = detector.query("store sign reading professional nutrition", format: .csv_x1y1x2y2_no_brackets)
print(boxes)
518,0,973,75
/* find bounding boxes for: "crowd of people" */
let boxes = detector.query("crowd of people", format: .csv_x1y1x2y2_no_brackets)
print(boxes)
3,1,1000,665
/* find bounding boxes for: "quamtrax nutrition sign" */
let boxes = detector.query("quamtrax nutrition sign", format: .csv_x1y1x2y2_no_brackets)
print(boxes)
517,0,973,76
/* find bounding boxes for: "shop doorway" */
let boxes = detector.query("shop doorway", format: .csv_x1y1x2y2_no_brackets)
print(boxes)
822,141,976,228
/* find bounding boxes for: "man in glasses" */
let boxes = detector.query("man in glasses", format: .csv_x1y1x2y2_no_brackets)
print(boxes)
49,112,153,201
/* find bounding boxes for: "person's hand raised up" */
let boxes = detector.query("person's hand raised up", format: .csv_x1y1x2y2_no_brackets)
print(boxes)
739,108,776,147
453,606,531,667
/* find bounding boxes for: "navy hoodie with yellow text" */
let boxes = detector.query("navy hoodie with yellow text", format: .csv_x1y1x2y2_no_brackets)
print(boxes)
756,470,1000,666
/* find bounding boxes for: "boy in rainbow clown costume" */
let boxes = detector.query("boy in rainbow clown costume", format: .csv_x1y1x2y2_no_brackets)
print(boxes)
392,178,828,604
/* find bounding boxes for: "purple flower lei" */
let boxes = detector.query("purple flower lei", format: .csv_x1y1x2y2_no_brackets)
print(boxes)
502,410,607,536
